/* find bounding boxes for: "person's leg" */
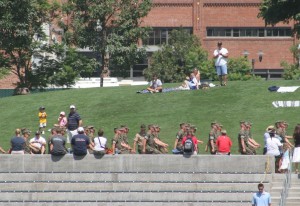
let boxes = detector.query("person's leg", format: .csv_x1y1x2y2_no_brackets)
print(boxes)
221,65,228,86
215,66,222,85
295,162,299,173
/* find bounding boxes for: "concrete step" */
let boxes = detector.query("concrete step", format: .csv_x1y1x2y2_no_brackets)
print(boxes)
0,192,253,201
0,173,271,183
0,182,268,191
0,202,252,206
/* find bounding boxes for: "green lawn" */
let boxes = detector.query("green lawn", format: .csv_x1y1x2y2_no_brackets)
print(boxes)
1,80,300,154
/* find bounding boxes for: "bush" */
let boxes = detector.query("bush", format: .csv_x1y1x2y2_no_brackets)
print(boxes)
282,61,300,80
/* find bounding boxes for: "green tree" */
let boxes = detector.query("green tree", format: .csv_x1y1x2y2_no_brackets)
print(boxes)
144,29,208,82
61,0,152,85
0,0,51,88
258,0,300,36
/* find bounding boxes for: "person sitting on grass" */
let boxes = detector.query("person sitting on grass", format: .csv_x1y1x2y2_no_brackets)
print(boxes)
147,74,163,93
29,131,46,154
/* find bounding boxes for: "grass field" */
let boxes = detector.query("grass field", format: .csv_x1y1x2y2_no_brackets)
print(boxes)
0,80,300,154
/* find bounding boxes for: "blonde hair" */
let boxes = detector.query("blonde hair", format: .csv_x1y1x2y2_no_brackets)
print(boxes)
15,128,21,135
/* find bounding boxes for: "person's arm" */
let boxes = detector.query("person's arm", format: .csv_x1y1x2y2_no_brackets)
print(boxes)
0,147,6,154
210,139,215,152
112,142,116,155
174,138,179,149
142,138,146,154
154,138,168,147
78,119,83,127
241,138,246,153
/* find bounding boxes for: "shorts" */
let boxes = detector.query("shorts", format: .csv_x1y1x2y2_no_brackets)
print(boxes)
215,64,227,76
39,123,47,128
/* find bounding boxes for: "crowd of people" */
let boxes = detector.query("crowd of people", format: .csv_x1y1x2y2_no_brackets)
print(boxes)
4,104,300,173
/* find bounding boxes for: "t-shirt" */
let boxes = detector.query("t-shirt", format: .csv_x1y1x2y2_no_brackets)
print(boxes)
182,135,198,151
67,112,81,130
252,191,271,206
213,47,228,66
11,136,25,151
29,136,46,149
93,136,107,151
38,112,47,123
49,135,67,155
216,135,232,153
149,79,162,89
266,137,282,156
71,134,90,155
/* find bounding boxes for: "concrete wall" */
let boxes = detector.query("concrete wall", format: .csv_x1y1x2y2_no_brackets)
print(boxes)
0,154,275,173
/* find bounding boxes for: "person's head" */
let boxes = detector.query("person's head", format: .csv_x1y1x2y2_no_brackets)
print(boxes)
39,106,45,112
140,124,146,131
21,128,31,138
221,129,227,135
15,128,21,136
35,131,41,138
293,124,300,137
266,125,275,132
60,111,65,117
217,41,222,49
152,74,158,81
56,127,62,134
193,68,198,75
257,183,264,193
268,128,276,138
88,126,95,134
69,105,76,113
77,127,84,134
51,127,57,135
98,128,104,137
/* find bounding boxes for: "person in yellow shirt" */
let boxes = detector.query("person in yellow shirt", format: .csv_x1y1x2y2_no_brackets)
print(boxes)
38,106,47,134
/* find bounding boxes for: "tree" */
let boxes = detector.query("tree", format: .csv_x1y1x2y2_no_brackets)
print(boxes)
258,0,300,36
0,0,50,88
144,29,209,83
60,0,152,86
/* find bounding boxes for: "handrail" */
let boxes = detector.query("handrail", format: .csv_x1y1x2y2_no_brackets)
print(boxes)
279,148,293,206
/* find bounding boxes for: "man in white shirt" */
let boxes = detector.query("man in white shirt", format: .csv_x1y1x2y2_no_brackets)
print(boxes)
213,42,229,86
29,131,47,154
147,74,163,93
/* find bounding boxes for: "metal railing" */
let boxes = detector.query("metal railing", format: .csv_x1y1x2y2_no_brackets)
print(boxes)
279,148,293,206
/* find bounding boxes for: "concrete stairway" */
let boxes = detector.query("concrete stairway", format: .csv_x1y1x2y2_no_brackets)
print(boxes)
0,155,275,206
285,174,300,206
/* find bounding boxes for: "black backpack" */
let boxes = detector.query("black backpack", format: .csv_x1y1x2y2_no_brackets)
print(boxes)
183,137,194,153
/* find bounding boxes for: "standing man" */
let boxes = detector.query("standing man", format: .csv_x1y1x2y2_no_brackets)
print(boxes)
213,41,229,86
66,105,82,144
252,183,271,206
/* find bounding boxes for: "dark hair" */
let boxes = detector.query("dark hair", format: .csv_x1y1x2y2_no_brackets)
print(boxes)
98,128,104,136
258,183,264,188
293,124,300,140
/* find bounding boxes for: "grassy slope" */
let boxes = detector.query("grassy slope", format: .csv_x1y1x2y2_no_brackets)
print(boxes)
0,80,299,154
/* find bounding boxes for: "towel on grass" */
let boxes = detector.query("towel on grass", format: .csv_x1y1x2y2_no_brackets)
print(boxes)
272,101,300,108
277,86,300,93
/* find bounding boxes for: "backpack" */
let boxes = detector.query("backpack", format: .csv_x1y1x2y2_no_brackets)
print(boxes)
183,137,194,153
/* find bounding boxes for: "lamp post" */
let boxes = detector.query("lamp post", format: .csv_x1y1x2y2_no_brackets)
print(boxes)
242,50,249,58
95,20,104,87
251,58,255,76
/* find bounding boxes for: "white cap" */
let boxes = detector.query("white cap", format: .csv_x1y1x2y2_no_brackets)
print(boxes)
77,127,84,132
70,105,76,109
60,111,65,116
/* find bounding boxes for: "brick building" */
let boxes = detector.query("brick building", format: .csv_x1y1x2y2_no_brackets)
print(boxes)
141,0,296,72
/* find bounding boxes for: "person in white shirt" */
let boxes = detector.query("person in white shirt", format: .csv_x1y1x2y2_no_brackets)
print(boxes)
93,128,107,155
29,131,47,154
266,129,283,157
213,41,229,86
147,74,163,93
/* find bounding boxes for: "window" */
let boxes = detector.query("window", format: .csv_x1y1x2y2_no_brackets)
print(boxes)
143,27,193,45
207,27,292,37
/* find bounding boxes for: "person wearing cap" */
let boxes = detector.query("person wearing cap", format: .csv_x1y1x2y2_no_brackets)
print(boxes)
264,125,275,155
71,127,93,155
54,111,68,128
49,128,67,156
21,128,32,154
133,124,147,154
172,123,187,154
10,128,25,154
191,125,204,147
213,41,229,86
66,105,82,144
238,121,256,155
266,127,283,171
38,106,47,135
216,129,232,155
206,122,220,154
29,131,47,154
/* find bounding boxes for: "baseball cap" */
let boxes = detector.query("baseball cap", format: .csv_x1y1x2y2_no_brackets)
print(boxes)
266,125,275,131
221,129,227,134
77,127,84,132
39,106,45,110
35,131,40,135
60,111,65,116
70,105,76,109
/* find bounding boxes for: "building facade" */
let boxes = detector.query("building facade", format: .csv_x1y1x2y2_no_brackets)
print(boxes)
141,0,296,71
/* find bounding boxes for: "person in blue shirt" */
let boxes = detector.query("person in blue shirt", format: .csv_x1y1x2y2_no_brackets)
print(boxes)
252,183,271,206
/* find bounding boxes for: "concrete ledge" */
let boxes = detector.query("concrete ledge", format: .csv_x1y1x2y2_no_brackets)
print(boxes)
0,155,274,173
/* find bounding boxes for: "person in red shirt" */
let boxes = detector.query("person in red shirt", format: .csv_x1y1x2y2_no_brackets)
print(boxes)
216,129,232,155
182,129,199,154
